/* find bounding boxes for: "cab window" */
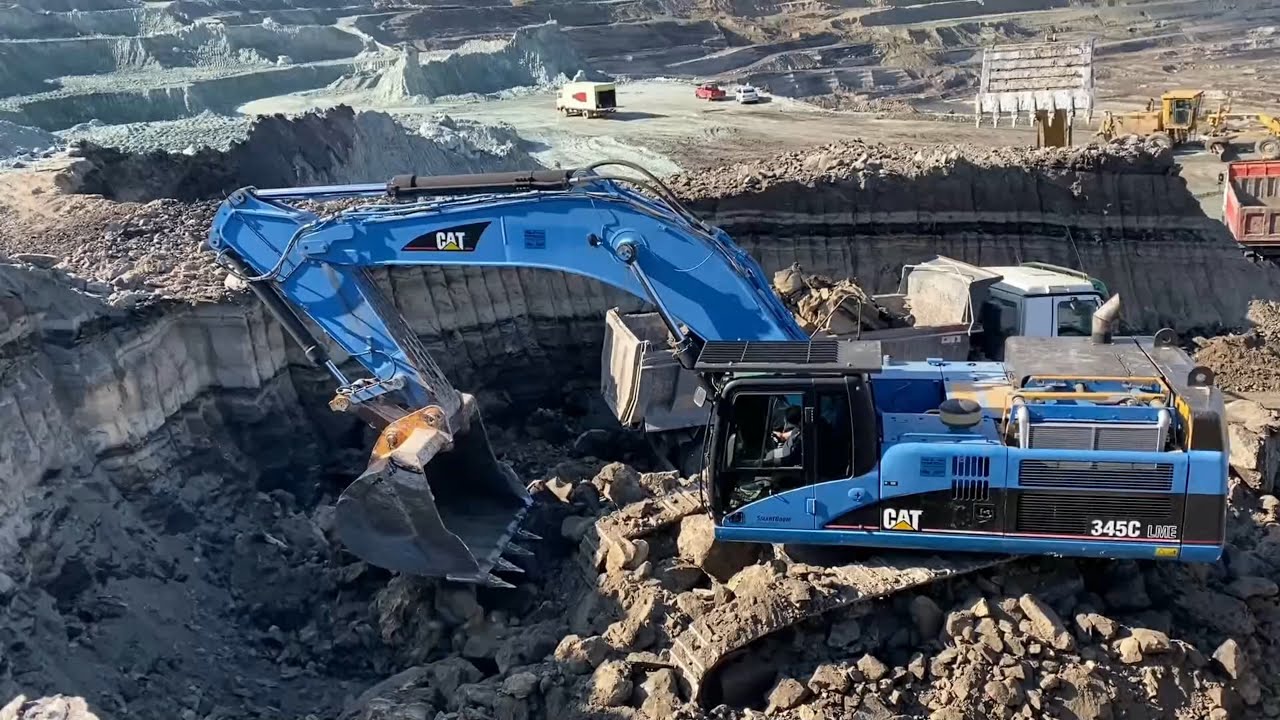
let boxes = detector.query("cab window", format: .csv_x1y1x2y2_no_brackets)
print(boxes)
1056,297,1099,337
718,391,806,512
814,389,852,482
723,392,804,469
982,295,1020,337
979,294,1020,357
1170,99,1194,126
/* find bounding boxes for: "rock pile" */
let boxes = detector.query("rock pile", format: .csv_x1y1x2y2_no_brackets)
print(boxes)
516,472,1280,720
0,193,226,305
667,136,1176,200
771,262,906,336
1195,300,1280,393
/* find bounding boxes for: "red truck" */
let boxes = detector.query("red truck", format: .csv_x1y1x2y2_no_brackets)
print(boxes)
695,82,726,101
1224,160,1280,259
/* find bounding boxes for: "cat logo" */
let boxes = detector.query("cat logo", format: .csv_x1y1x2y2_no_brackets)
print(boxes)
403,221,491,252
435,231,466,251
882,508,923,531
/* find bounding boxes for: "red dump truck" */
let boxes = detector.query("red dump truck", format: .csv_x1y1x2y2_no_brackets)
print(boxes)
1224,160,1280,259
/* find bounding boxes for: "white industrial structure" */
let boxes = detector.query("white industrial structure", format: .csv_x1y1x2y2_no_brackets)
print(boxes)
974,38,1095,146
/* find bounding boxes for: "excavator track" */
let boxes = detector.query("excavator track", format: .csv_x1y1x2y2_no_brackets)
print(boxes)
669,552,1010,702
576,488,1015,702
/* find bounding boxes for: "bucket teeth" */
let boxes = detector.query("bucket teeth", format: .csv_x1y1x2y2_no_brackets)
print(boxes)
493,557,525,574
481,573,517,589
504,543,535,558
516,529,543,542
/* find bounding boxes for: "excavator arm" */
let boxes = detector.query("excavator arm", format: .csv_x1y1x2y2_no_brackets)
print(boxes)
206,164,805,583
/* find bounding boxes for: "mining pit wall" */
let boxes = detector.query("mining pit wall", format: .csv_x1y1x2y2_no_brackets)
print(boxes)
0,24,363,97
0,63,355,130
7,140,1280,714
374,148,1280,397
59,138,1280,403
0,263,383,714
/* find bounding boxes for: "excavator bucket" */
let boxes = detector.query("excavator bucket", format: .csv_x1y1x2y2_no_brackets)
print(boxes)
334,393,533,584
975,39,1095,146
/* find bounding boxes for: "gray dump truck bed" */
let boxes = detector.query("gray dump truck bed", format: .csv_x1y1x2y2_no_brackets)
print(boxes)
602,313,972,434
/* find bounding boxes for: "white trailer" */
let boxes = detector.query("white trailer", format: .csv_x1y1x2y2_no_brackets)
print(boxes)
556,81,617,118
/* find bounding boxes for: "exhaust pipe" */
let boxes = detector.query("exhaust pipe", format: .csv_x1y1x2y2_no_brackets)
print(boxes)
1091,294,1121,344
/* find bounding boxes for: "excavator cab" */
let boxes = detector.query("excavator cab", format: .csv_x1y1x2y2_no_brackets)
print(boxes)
698,340,883,526
708,378,880,518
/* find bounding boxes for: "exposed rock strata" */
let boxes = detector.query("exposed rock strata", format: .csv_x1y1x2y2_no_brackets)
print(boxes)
669,140,1280,334
33,135,1280,400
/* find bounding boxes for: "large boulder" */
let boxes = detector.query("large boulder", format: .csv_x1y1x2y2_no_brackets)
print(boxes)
675,514,759,583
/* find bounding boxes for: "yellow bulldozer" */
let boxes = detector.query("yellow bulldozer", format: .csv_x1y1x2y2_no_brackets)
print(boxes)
1096,90,1234,159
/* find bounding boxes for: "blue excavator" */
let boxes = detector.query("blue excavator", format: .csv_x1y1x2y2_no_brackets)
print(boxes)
206,162,1229,587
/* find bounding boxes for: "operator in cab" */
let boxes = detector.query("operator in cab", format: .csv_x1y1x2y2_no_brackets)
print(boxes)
764,406,803,466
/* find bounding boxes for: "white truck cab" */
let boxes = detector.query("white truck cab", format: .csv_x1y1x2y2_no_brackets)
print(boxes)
978,264,1106,356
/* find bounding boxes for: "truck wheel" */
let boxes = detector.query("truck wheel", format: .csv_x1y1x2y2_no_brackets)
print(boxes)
1258,138,1280,159
1209,141,1228,160
1148,132,1174,151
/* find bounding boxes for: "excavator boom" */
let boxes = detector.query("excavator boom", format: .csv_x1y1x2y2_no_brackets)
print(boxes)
206,165,806,582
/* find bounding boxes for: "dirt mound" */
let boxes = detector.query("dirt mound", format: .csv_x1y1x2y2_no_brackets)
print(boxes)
1195,301,1280,393
0,119,58,159
668,137,1174,199
69,105,543,202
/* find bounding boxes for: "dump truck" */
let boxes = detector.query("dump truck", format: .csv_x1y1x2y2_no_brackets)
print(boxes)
1096,90,1234,159
556,81,617,118
1223,159,1280,259
603,256,1109,433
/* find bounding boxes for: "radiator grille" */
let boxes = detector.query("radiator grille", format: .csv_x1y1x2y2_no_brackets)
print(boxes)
1015,492,1173,535
952,455,990,478
1028,423,1165,452
951,455,991,501
698,340,840,365
1018,460,1174,491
